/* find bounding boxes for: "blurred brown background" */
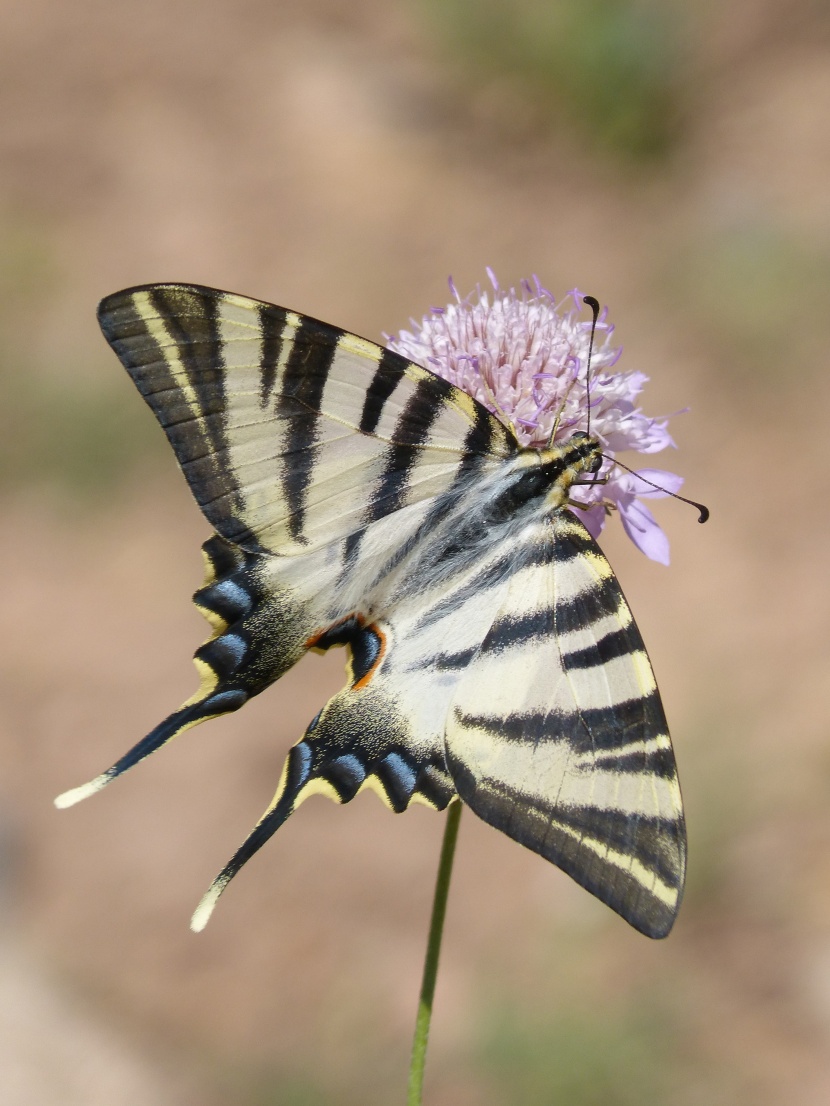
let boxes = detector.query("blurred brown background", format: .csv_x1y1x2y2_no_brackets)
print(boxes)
1,1,830,1103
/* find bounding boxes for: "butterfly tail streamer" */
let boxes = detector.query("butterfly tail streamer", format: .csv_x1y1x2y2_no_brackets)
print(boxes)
53,695,246,809
190,739,313,932
191,634,460,931
55,533,312,810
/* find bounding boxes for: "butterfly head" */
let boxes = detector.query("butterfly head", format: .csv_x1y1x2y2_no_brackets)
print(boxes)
566,429,603,475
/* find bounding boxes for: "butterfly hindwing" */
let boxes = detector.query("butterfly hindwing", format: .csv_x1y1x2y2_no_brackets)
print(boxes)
190,516,522,928
59,285,514,804
445,512,685,939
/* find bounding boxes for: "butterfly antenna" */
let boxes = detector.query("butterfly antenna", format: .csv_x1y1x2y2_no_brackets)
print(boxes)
582,295,600,438
612,457,710,523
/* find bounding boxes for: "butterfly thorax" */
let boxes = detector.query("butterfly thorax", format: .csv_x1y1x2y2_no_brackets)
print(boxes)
359,431,603,611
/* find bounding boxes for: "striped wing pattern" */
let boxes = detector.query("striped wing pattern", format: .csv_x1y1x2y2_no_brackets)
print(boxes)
59,283,686,940
97,284,512,554
446,514,684,939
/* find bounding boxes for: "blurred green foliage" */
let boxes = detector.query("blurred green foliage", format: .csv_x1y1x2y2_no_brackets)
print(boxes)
0,369,162,501
418,0,688,160
476,994,674,1106
236,1070,331,1106
217,996,679,1106
669,219,830,383
681,709,755,914
0,218,162,502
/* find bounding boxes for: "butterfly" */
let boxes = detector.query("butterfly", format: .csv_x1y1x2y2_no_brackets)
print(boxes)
56,283,685,939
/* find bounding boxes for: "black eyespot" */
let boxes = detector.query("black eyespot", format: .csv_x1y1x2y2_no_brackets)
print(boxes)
351,624,383,683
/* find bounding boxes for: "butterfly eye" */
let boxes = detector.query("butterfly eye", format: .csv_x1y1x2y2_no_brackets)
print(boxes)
568,430,602,473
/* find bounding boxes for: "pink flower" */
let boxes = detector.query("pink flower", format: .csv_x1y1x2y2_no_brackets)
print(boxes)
386,270,682,565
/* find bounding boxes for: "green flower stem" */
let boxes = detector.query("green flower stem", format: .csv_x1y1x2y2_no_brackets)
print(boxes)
407,798,463,1105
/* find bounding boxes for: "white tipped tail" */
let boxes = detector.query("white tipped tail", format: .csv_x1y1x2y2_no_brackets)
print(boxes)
190,878,228,933
54,773,112,809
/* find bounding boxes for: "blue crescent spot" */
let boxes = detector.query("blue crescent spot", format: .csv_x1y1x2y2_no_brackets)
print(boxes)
330,754,367,787
204,689,248,711
295,741,313,778
216,633,247,665
382,752,417,795
212,579,253,615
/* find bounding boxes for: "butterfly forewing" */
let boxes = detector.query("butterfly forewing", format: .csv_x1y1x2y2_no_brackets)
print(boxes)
445,512,684,938
97,284,513,554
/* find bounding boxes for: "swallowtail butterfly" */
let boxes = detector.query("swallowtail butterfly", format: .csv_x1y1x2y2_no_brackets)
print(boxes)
57,284,686,939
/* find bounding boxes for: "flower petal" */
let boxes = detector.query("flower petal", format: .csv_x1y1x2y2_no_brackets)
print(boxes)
574,503,607,541
619,498,671,565
622,468,684,499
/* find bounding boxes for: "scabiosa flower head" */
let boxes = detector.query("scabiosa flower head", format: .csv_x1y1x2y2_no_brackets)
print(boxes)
387,269,682,565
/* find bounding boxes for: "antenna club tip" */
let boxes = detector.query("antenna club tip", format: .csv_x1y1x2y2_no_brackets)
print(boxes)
698,506,710,524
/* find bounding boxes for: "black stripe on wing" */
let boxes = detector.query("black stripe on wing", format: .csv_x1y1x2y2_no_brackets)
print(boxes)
591,743,677,778
360,349,410,434
98,285,254,543
158,287,251,526
258,301,287,406
446,757,683,939
550,524,597,563
367,377,452,519
554,575,625,634
453,691,669,756
276,316,341,543
150,287,227,460
559,624,640,670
